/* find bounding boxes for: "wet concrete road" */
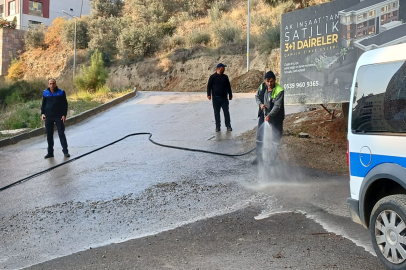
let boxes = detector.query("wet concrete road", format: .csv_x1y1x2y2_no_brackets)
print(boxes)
0,92,383,269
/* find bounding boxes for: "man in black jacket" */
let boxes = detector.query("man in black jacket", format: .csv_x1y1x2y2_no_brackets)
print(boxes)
207,63,233,132
41,78,70,159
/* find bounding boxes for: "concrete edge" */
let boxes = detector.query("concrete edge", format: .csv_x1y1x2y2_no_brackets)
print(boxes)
0,89,138,148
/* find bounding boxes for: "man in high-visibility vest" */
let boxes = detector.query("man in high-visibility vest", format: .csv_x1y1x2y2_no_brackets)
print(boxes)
253,71,285,164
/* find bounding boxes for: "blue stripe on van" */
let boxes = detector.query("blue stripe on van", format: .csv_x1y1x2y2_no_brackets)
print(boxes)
350,152,406,177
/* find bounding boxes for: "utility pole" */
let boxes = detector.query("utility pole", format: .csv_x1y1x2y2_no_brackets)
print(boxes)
62,10,77,79
247,0,250,72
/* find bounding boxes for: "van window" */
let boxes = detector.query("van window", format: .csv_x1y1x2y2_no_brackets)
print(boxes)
352,61,406,133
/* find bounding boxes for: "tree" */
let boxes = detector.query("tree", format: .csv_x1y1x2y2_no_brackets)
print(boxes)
62,18,89,49
74,49,109,92
91,0,124,18
88,17,123,65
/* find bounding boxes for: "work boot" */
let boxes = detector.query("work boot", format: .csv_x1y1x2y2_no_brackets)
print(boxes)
227,126,233,131
44,153,54,159
215,127,221,132
63,150,70,158
252,156,261,165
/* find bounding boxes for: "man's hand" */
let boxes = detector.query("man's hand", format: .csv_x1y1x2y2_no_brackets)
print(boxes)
260,104,267,111
229,96,232,101
41,114,46,121
265,115,270,122
207,96,211,100
61,116,66,124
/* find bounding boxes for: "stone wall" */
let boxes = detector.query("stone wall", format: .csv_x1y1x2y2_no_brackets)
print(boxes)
0,28,25,76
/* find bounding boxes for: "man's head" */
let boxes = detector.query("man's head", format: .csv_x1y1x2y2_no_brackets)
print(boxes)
216,63,227,75
264,71,276,90
48,78,57,91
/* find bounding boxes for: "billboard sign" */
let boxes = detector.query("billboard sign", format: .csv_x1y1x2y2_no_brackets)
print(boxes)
281,0,406,105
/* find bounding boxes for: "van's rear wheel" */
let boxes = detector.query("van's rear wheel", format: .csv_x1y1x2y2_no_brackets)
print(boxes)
370,195,406,269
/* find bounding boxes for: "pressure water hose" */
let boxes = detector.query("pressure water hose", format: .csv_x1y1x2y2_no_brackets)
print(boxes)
0,132,256,192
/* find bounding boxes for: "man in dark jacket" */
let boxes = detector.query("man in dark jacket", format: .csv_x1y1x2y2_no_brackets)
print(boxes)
253,71,285,164
41,78,70,158
207,63,233,132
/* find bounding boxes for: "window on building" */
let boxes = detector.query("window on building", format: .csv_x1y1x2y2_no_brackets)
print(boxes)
347,16,351,23
28,20,42,25
392,2,396,9
347,25,351,31
381,14,387,22
358,14,364,21
29,1,43,17
369,10,375,17
0,4,4,15
357,22,366,29
9,1,16,15
369,26,375,34
352,61,406,133
382,6,387,12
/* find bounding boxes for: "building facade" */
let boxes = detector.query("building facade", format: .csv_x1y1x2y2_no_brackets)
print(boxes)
339,0,400,47
0,0,91,30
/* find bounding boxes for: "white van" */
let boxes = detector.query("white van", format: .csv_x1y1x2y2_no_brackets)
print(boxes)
347,43,406,269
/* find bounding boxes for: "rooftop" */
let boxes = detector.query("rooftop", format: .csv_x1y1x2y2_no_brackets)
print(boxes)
342,0,393,13
358,23,406,46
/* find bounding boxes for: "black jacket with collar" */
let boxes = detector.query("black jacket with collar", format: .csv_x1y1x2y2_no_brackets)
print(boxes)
41,87,68,117
207,72,233,99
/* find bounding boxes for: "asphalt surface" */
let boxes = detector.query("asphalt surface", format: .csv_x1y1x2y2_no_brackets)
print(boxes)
0,92,385,269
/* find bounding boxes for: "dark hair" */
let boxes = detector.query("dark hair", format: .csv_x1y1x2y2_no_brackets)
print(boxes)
264,71,276,80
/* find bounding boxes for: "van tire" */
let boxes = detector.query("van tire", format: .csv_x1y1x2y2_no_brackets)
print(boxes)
370,195,406,270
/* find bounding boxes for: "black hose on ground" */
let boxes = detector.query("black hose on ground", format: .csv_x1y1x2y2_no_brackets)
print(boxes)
0,133,255,192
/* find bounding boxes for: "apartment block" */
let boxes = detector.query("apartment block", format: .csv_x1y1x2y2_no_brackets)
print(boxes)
0,0,91,30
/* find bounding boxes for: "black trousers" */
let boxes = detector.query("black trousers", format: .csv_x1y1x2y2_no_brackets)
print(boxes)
45,116,68,154
256,113,283,160
212,96,231,128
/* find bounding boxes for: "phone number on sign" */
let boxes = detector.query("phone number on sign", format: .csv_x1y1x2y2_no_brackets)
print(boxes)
283,81,319,89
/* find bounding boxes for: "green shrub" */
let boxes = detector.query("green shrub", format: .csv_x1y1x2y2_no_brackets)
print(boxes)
1,101,42,130
258,24,281,53
210,0,228,12
117,24,161,60
62,19,89,49
158,21,177,36
147,1,168,23
214,23,241,45
279,0,297,13
208,6,222,21
5,92,23,105
186,30,211,47
0,80,44,106
24,26,45,49
185,0,211,16
169,35,186,48
74,50,109,92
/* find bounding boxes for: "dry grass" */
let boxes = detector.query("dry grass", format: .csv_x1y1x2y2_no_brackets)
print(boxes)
157,57,174,72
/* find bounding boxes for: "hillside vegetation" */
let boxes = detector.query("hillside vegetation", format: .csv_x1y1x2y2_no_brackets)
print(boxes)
8,0,330,83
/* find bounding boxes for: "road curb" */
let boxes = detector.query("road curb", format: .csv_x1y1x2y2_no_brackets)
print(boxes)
0,89,138,148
